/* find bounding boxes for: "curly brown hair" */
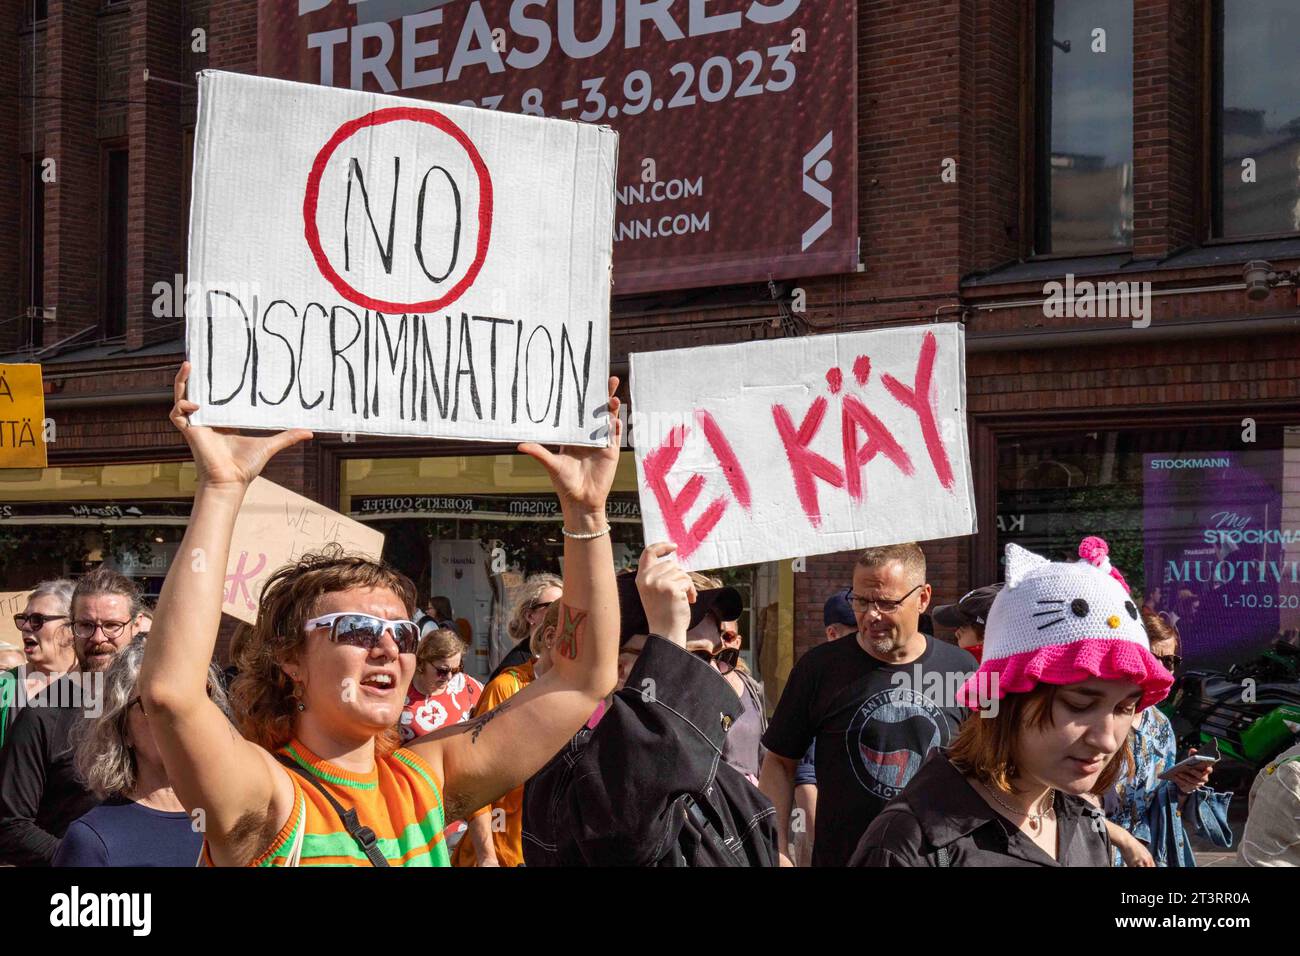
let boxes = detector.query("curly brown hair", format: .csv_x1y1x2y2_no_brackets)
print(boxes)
230,545,417,756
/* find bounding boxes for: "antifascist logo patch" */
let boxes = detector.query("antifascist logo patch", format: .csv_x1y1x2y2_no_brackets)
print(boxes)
845,687,951,801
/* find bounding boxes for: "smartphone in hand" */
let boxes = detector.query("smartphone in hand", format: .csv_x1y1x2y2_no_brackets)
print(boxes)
1156,737,1221,781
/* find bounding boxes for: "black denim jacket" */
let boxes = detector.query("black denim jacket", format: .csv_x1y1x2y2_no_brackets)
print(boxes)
522,635,778,867
849,749,1113,867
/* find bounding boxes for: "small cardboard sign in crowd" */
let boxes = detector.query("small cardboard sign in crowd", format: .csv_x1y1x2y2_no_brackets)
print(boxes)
222,478,386,625
0,591,32,649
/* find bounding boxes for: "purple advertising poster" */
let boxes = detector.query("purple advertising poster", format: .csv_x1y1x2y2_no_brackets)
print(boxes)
1143,450,1291,669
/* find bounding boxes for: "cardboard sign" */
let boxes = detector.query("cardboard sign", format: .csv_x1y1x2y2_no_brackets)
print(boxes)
224,477,386,624
0,364,47,469
186,70,617,446
630,324,976,570
0,591,32,650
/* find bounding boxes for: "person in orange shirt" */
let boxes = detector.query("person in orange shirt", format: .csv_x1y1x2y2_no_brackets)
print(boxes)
453,604,560,867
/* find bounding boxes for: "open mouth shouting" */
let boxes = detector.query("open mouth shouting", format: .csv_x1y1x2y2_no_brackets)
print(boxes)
359,670,399,696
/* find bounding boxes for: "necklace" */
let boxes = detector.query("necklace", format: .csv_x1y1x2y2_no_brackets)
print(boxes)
981,781,1055,833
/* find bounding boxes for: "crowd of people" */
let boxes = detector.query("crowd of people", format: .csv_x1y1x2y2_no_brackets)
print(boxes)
0,364,1297,868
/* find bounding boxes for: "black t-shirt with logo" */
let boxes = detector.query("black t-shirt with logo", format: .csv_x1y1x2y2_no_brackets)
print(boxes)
763,634,976,867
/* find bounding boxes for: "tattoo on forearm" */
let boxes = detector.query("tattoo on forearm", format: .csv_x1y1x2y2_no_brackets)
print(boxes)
468,698,512,743
555,604,588,661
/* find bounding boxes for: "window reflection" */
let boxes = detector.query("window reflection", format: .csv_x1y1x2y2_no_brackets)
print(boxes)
997,425,1300,671
1214,0,1300,238
1035,0,1134,255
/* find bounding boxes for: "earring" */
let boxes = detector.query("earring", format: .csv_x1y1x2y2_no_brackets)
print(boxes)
291,682,306,713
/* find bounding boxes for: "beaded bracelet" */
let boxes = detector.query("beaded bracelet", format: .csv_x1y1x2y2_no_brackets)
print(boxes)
561,524,612,541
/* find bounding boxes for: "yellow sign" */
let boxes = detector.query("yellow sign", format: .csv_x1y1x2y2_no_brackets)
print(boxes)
0,364,47,469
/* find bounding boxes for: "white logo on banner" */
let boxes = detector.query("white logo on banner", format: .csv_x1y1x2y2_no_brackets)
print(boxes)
801,132,834,251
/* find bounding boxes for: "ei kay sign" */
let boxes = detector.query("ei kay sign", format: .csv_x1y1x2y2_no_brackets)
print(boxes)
185,70,617,446
630,324,976,570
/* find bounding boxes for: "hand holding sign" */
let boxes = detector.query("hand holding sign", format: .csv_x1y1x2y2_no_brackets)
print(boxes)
171,362,313,491
635,543,697,646
518,377,622,527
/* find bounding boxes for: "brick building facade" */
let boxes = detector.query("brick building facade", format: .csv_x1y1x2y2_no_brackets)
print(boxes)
4,1,1298,693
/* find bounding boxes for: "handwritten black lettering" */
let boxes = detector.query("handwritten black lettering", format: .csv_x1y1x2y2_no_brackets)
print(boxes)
206,290,251,406
344,156,399,275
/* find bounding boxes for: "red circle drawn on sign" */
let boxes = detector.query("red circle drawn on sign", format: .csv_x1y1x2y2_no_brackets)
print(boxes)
303,106,494,314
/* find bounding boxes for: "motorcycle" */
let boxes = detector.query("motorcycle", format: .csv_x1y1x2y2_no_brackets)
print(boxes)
1163,639,1300,792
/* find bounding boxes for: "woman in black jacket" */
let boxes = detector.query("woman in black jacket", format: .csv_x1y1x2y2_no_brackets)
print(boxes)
852,537,1174,867
522,546,777,867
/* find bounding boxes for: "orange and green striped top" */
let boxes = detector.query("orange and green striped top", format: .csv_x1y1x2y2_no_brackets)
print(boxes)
205,738,451,867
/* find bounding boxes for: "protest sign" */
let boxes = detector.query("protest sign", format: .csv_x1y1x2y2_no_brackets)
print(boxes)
0,364,47,469
186,70,617,446
0,591,32,649
223,477,386,624
630,324,976,570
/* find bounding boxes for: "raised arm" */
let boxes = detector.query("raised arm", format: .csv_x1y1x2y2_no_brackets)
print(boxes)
411,379,622,821
138,364,311,862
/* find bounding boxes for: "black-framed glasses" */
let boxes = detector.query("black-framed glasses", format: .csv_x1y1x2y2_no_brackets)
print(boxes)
431,664,463,679
304,612,419,654
14,613,67,632
71,619,131,640
692,646,741,676
1157,654,1183,672
845,583,923,615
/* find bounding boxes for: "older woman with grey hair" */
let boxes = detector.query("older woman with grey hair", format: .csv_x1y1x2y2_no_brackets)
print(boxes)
1,579,77,749
52,637,231,866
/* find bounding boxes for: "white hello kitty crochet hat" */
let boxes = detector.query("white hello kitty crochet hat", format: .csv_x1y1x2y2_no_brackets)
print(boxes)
956,536,1173,711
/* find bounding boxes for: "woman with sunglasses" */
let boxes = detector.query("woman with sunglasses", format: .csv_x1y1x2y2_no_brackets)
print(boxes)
1099,609,1231,867
400,629,483,744
53,638,230,866
490,573,563,676
139,364,622,867
2,580,77,750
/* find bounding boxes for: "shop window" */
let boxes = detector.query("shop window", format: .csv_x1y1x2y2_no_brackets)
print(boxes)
1033,0,1134,255
997,424,1300,672
0,462,196,595
102,147,129,339
1211,0,1300,239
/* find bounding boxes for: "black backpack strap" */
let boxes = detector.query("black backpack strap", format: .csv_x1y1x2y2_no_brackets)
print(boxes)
275,755,389,867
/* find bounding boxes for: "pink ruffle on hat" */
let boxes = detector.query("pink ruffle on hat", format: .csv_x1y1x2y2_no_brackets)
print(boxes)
956,537,1173,711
